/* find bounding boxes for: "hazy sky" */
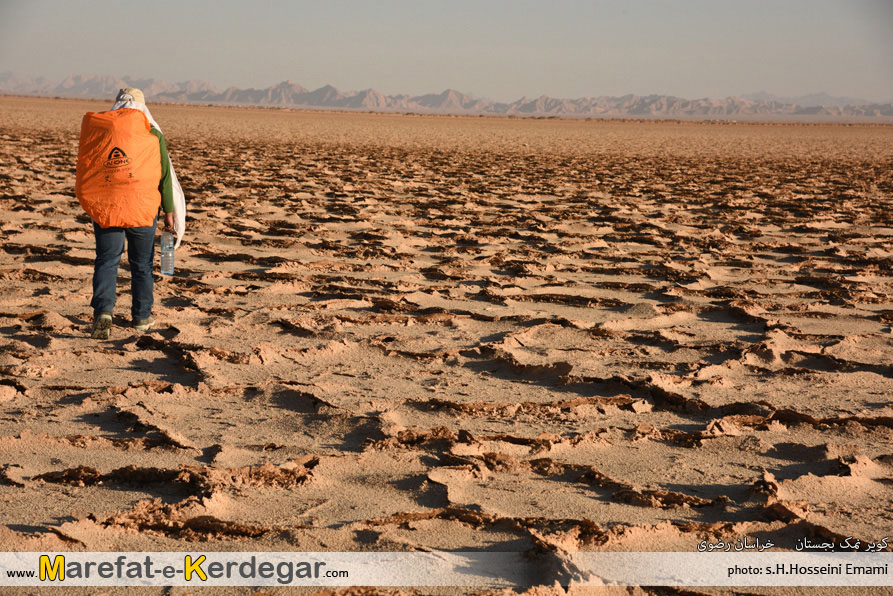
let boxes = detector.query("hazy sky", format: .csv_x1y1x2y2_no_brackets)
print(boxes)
1,0,891,102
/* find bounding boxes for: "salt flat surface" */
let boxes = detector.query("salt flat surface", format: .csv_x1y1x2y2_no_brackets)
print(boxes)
1,96,892,595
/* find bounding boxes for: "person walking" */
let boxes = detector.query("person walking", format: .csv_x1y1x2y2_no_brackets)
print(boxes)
75,88,185,339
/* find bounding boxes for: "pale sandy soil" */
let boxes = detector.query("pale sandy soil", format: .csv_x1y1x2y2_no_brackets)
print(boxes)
0,96,892,595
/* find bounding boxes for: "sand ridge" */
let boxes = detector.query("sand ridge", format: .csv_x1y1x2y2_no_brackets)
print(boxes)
0,96,892,594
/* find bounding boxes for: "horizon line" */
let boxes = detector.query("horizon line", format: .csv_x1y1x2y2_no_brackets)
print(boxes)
3,71,892,107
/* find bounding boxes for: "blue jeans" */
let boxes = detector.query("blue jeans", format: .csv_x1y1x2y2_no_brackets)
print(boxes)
91,217,157,320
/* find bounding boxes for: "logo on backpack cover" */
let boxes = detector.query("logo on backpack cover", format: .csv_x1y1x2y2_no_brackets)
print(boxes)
103,147,130,168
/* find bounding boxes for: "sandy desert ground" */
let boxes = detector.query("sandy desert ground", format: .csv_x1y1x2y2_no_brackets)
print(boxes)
0,96,892,595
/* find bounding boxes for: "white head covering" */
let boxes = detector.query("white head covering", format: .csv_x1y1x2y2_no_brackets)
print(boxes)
111,88,187,248
117,87,144,104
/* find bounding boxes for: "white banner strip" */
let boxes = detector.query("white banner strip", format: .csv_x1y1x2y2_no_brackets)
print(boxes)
0,552,890,587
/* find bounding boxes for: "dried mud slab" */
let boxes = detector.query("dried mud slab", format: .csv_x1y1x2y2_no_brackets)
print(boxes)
1,97,892,593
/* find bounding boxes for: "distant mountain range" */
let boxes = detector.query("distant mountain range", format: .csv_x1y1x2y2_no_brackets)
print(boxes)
740,91,879,108
2,72,892,120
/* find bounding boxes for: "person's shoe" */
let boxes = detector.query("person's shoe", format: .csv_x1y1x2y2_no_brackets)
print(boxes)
133,315,156,332
91,312,113,340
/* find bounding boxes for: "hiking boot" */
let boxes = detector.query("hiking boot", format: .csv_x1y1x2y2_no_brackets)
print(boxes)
91,312,113,340
133,315,156,332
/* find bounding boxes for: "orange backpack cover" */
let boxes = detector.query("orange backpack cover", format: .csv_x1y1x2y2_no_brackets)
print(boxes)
75,108,162,228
